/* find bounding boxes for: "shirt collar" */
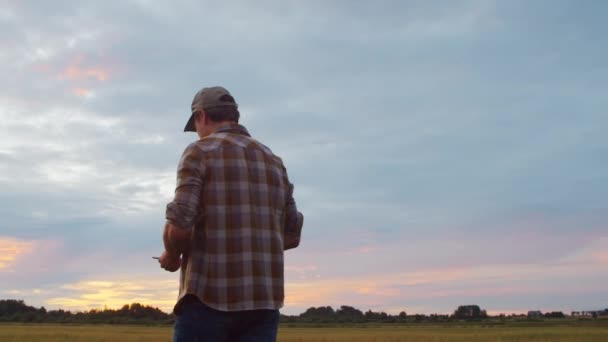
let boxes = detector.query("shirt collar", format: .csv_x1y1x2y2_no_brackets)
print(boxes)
213,123,251,137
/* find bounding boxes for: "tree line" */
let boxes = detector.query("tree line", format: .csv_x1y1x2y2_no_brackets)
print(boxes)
284,305,575,323
0,299,171,324
0,299,582,325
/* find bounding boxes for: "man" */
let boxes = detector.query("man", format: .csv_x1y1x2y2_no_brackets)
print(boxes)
159,86,303,342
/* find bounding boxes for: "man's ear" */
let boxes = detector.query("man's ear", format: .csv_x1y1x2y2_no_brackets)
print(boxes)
200,109,209,125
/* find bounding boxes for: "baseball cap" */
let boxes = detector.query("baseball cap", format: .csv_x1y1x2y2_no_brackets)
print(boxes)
184,86,238,132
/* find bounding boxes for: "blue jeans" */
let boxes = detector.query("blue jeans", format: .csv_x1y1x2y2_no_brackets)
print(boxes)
173,297,279,342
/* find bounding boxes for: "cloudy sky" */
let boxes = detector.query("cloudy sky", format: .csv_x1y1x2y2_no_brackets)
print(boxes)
1,0,607,315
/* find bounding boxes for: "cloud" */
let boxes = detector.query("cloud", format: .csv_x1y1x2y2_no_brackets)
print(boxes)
594,252,608,264
0,95,177,231
60,60,109,82
1,0,607,316
285,264,320,281
0,237,34,270
283,253,608,314
71,87,94,98
358,246,379,254
46,278,178,312
560,236,608,266
283,266,467,312
0,237,64,281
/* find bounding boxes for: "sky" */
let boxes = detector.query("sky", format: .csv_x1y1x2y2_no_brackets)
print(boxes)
0,0,607,316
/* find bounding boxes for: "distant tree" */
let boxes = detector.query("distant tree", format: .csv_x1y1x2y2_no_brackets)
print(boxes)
300,306,335,320
398,311,407,319
413,314,425,321
544,311,565,318
335,305,364,322
0,299,38,317
364,310,380,321
453,305,486,319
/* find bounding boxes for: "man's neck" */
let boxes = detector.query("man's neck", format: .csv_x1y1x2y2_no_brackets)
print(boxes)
200,121,237,138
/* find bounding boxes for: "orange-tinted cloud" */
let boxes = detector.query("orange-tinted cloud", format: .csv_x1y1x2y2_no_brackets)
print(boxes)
71,87,93,98
285,281,342,306
593,252,608,264
59,55,109,82
0,237,34,270
559,237,608,266
284,267,466,308
62,66,108,81
358,246,378,254
355,285,400,297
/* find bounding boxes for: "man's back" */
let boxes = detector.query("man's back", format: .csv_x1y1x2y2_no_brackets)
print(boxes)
176,124,290,311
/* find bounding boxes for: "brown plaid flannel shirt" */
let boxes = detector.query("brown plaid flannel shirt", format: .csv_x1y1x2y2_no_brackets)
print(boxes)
166,123,299,312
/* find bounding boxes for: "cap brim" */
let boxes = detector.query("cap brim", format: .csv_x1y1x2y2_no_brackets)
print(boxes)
184,113,196,132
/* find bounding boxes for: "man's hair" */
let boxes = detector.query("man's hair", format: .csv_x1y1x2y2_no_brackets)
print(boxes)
205,94,240,123
205,106,240,123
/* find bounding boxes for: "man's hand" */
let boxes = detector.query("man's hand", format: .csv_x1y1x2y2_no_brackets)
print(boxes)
158,250,181,272
284,211,303,250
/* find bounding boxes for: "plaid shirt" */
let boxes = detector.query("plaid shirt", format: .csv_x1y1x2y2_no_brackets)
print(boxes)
166,123,296,312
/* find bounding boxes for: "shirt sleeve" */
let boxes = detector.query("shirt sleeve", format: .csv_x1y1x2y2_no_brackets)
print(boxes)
283,167,303,250
166,143,205,230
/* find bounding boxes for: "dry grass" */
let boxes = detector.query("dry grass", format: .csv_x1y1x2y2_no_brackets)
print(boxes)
0,324,170,342
1,323,607,341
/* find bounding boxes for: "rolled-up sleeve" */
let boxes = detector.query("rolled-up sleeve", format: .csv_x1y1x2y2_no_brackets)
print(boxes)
283,169,303,250
166,143,205,230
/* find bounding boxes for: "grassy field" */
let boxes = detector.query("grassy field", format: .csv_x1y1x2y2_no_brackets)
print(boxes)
1,323,608,341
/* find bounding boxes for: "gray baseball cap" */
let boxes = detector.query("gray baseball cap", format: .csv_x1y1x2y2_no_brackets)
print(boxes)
184,86,238,132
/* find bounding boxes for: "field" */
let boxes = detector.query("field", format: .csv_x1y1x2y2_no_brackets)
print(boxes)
1,323,608,341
